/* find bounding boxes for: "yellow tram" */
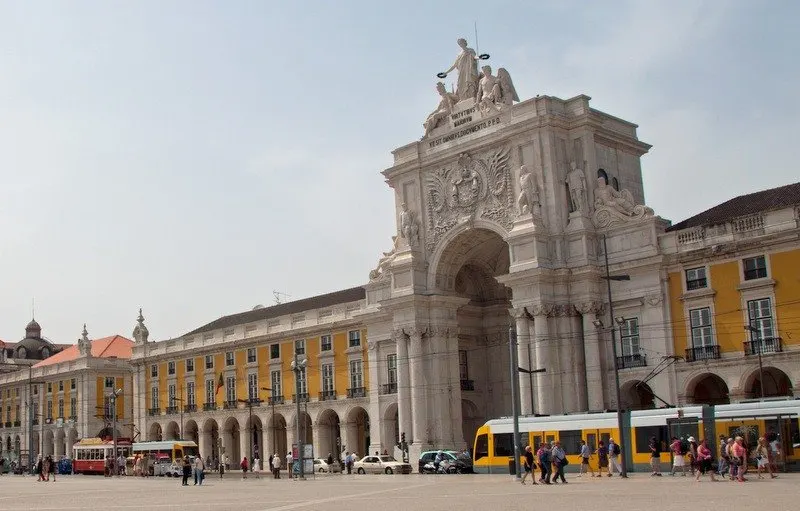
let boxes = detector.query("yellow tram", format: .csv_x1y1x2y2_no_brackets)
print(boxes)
472,399,800,473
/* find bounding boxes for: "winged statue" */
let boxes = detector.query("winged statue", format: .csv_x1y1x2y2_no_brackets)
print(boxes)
476,65,520,114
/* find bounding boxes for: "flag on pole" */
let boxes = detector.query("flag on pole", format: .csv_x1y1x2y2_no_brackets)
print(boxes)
215,372,224,396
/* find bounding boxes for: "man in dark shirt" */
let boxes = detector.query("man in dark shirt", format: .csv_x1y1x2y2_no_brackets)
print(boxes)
649,437,663,476
521,445,537,485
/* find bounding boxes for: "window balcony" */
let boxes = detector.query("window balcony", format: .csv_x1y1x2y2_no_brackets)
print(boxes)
293,393,309,404
319,390,337,401
184,404,197,413
165,406,179,415
268,396,285,405
202,402,216,411
3,422,10,428
347,387,367,399
685,345,721,362
380,383,397,395
460,379,475,391
13,421,20,427
147,408,160,416
242,398,262,407
223,400,238,410
616,353,647,369
744,337,782,356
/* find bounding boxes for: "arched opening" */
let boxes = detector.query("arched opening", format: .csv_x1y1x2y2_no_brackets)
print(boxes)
345,407,369,457
223,417,241,467
164,421,180,441
380,404,397,454
611,176,619,191
43,429,54,456
184,420,199,445
66,428,78,457
14,436,20,456
97,426,121,439
31,432,39,458
688,373,730,405
201,418,219,465
434,227,511,444
5,437,10,453
54,429,65,458
597,168,609,184
148,422,163,441
269,413,287,458
318,409,341,459
461,399,482,448
621,380,656,410
745,367,793,399
292,410,313,447
245,415,263,460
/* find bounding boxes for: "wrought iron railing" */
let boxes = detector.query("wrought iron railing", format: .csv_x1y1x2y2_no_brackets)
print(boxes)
684,345,720,362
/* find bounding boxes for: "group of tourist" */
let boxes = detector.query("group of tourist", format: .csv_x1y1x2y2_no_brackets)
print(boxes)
520,438,626,485
35,455,57,482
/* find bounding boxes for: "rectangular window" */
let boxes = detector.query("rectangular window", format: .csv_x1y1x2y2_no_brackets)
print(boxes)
270,344,280,360
689,307,714,347
47,383,52,394
322,363,334,393
14,404,19,421
320,335,332,352
270,370,282,398
620,318,640,357
635,426,669,454
105,377,115,388
559,430,584,455
743,255,768,280
206,379,215,405
747,298,774,340
493,433,513,457
70,397,76,417
248,373,258,401
225,376,236,403
33,386,38,395
349,360,363,389
294,339,305,355
151,364,158,378
348,330,361,348
459,350,469,380
474,434,489,460
387,354,397,384
151,387,159,410
205,355,214,370
296,367,307,395
185,358,194,373
70,378,76,390
58,398,64,419
247,348,257,363
46,399,53,419
225,351,234,366
167,361,176,375
58,381,64,392
14,387,19,397
187,381,195,406
685,267,707,290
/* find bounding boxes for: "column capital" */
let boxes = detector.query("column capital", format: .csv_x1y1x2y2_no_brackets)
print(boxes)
577,300,605,316
530,303,555,317
552,304,578,317
427,325,454,338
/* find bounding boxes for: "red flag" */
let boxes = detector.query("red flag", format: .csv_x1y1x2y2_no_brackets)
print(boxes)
215,372,224,396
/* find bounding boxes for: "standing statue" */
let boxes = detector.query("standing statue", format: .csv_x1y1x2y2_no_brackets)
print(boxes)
439,38,480,101
565,161,587,213
424,82,459,136
78,324,92,357
399,203,419,246
476,66,519,114
516,165,541,216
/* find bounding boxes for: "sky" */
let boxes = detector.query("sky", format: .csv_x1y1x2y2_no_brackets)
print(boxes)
1,0,799,344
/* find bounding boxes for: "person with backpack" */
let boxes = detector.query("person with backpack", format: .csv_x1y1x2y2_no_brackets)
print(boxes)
551,441,568,483
670,437,688,476
537,443,552,484
607,438,622,476
596,440,608,477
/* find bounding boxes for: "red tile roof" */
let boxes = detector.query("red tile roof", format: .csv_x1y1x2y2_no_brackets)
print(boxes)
32,335,134,368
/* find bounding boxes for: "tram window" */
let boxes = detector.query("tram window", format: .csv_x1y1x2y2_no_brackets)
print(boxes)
586,433,597,451
545,434,555,445
791,419,799,445
728,425,759,447
493,433,513,457
532,435,543,449
635,426,669,453
475,434,489,460
559,430,583,454
600,432,610,447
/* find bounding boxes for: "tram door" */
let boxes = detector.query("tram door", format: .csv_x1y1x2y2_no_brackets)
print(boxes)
726,419,760,447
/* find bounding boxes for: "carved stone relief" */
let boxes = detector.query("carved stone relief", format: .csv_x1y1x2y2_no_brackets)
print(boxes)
592,177,654,228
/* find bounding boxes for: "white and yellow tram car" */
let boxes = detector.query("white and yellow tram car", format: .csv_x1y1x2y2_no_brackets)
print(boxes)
472,399,800,473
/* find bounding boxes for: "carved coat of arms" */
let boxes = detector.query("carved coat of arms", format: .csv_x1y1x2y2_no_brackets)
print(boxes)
425,147,513,252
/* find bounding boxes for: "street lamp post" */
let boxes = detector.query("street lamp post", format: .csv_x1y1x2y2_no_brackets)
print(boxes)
517,365,546,416
237,396,259,462
291,354,307,480
601,234,631,478
107,388,123,475
744,325,765,399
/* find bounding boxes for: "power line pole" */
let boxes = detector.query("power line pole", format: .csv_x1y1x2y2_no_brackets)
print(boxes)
508,325,521,479
291,353,307,480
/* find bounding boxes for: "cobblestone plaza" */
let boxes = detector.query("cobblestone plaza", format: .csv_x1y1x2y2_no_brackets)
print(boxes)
0,473,795,511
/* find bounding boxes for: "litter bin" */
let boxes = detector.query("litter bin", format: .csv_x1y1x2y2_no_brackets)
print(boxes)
508,458,516,475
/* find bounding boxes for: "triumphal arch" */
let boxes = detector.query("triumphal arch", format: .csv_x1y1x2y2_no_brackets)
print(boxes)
359,38,672,462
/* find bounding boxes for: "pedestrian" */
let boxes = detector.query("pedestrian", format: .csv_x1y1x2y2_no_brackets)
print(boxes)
731,436,746,482
670,437,688,476
754,437,775,479
194,455,205,485
285,451,294,479
181,456,192,486
766,428,780,472
253,455,261,479
687,436,698,476
43,456,51,482
725,438,736,481
537,443,551,484
272,453,281,479
551,441,567,483
520,445,537,485
607,438,622,476
344,451,352,474
649,437,662,476
716,435,728,477
695,439,718,482
578,439,594,477
49,456,57,482
595,440,608,477
240,456,249,479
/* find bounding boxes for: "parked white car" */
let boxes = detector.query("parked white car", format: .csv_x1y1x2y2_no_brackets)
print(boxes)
353,455,412,475
313,458,342,473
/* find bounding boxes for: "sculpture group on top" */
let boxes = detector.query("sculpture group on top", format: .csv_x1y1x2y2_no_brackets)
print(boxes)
424,38,520,136
592,177,654,228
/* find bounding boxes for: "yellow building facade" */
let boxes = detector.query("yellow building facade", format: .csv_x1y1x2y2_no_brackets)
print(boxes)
661,183,800,406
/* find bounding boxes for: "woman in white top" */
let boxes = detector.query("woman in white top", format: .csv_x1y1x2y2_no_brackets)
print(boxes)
252,456,261,479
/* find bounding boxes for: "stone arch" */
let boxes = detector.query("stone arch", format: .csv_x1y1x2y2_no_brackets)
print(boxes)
31,431,39,458
461,399,482,448
686,372,730,405
345,406,369,457
620,380,656,410
4,436,9,453
148,422,163,441
317,409,341,459
429,224,511,294
200,418,220,463
14,436,20,456
66,428,78,457
164,421,180,441
184,419,199,445
289,410,313,447
54,428,66,458
223,416,241,466
244,414,263,460
743,366,794,399
268,412,287,458
380,403,398,452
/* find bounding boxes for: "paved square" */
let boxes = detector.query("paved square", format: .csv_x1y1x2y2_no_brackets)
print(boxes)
0,472,795,511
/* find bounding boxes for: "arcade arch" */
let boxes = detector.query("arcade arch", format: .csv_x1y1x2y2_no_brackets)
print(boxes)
686,373,730,405
621,380,656,410
318,409,341,459
184,419,199,445
744,367,793,399
148,422,163,441
345,406,369,457
222,417,241,466
165,421,180,441
269,413,287,458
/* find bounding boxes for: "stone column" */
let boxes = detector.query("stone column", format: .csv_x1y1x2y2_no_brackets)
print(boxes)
579,301,606,411
199,428,211,461
445,328,465,449
239,422,250,462
312,422,323,460
337,423,347,458
286,424,295,457
514,309,533,416
366,339,382,455
408,327,427,447
427,327,446,446
264,417,274,459
555,305,573,412
395,329,412,446
571,309,588,411
532,304,554,415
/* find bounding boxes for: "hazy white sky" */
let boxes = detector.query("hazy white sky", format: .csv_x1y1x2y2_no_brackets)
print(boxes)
1,1,798,344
